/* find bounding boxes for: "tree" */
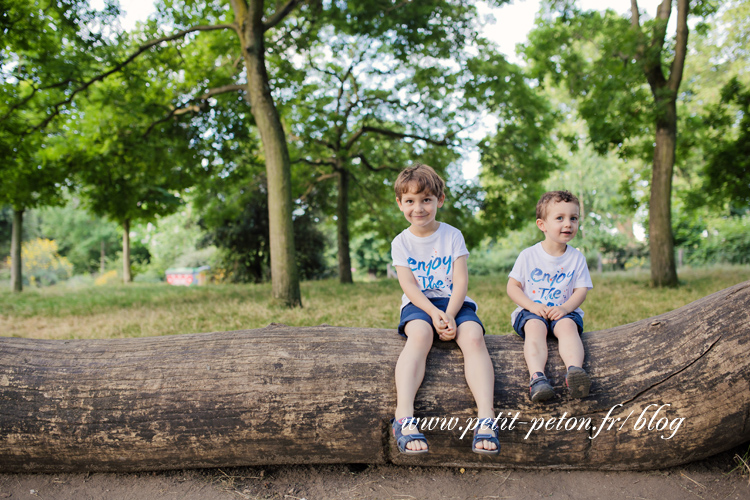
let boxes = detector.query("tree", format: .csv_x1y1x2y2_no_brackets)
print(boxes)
1,0,119,291
5,0,513,302
62,67,200,282
524,0,718,287
144,0,517,300
287,33,465,283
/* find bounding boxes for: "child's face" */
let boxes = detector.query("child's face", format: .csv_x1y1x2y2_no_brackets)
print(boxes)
397,185,445,231
536,200,580,245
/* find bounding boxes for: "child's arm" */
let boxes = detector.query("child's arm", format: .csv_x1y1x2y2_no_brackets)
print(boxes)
438,255,470,341
546,287,588,321
507,277,549,319
395,265,451,332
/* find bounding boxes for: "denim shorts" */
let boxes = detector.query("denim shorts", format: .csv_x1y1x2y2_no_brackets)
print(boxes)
513,309,584,339
398,297,485,337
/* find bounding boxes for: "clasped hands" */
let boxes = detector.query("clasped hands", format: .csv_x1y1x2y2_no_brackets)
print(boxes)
528,302,569,322
430,310,457,341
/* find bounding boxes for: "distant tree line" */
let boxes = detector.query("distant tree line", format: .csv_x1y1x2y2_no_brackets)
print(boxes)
2,0,749,298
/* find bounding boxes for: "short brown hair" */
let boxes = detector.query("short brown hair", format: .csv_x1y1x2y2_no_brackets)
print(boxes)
394,163,445,200
536,190,580,220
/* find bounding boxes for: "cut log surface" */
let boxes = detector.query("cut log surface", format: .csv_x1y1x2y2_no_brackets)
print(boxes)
1,281,750,473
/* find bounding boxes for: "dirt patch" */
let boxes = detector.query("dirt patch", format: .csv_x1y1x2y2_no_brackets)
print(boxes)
1,443,748,500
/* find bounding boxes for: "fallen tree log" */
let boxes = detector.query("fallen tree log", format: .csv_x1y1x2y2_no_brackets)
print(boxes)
1,281,749,473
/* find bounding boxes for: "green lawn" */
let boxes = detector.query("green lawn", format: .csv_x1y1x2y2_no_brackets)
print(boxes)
2,266,749,340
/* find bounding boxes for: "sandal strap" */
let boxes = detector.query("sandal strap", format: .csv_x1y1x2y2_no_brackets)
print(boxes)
392,417,428,453
472,418,501,454
530,375,550,388
476,417,499,431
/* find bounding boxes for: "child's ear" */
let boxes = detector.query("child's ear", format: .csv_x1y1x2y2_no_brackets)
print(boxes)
536,218,546,232
437,194,445,207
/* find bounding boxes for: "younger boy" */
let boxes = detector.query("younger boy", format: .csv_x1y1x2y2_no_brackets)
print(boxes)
390,163,499,455
506,190,593,403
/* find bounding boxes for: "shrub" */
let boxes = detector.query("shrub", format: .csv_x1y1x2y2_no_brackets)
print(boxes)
4,238,73,287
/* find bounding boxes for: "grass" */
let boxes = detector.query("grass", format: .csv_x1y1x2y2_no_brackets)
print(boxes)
1,265,750,340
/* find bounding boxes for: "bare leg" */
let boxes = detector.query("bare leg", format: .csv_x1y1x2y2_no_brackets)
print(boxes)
455,321,497,451
523,319,549,377
553,319,584,369
394,320,433,452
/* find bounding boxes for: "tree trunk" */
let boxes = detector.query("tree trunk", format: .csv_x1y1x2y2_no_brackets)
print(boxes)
233,0,301,307
9,208,23,293
649,105,678,288
122,218,132,283
2,281,749,473
634,0,687,288
100,240,106,274
337,169,353,284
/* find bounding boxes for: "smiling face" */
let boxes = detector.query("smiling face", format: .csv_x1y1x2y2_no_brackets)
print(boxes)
536,200,580,248
397,184,445,236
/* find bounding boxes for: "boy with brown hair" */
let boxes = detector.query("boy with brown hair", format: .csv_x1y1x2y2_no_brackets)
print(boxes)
506,190,593,403
390,163,499,455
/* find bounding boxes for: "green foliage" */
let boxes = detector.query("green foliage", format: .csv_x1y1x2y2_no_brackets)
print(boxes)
469,245,521,276
697,78,750,209
0,207,11,259
4,238,73,287
37,199,120,274
194,162,332,283
680,214,750,266
63,62,200,227
467,45,562,235
139,207,211,279
326,1,512,61
0,0,121,212
523,6,653,159
351,227,391,277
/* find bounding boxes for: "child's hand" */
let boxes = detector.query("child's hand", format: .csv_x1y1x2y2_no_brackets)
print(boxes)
528,302,548,319
431,311,455,341
437,315,457,341
430,310,450,333
546,305,568,321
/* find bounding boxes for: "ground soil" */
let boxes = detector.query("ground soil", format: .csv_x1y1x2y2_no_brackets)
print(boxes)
1,443,748,500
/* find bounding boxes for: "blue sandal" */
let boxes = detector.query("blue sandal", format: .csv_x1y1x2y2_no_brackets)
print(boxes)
472,417,500,455
391,417,429,455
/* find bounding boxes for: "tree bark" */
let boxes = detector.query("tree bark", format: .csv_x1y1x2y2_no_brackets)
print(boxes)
337,168,353,284
122,218,132,283
232,0,301,307
2,281,749,473
100,240,106,274
9,208,23,293
649,100,678,287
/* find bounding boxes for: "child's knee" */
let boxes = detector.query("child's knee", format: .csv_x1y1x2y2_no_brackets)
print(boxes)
404,320,434,344
456,322,485,349
524,319,548,337
553,318,579,337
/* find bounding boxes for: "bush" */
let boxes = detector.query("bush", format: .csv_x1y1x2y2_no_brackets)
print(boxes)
682,215,750,266
95,270,119,286
470,247,520,276
65,274,96,288
4,238,73,287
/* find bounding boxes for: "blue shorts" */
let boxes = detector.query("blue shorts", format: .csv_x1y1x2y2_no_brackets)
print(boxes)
398,297,485,337
513,309,584,340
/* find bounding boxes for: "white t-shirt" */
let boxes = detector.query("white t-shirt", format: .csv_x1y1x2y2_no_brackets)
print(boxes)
391,222,475,311
508,242,593,326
